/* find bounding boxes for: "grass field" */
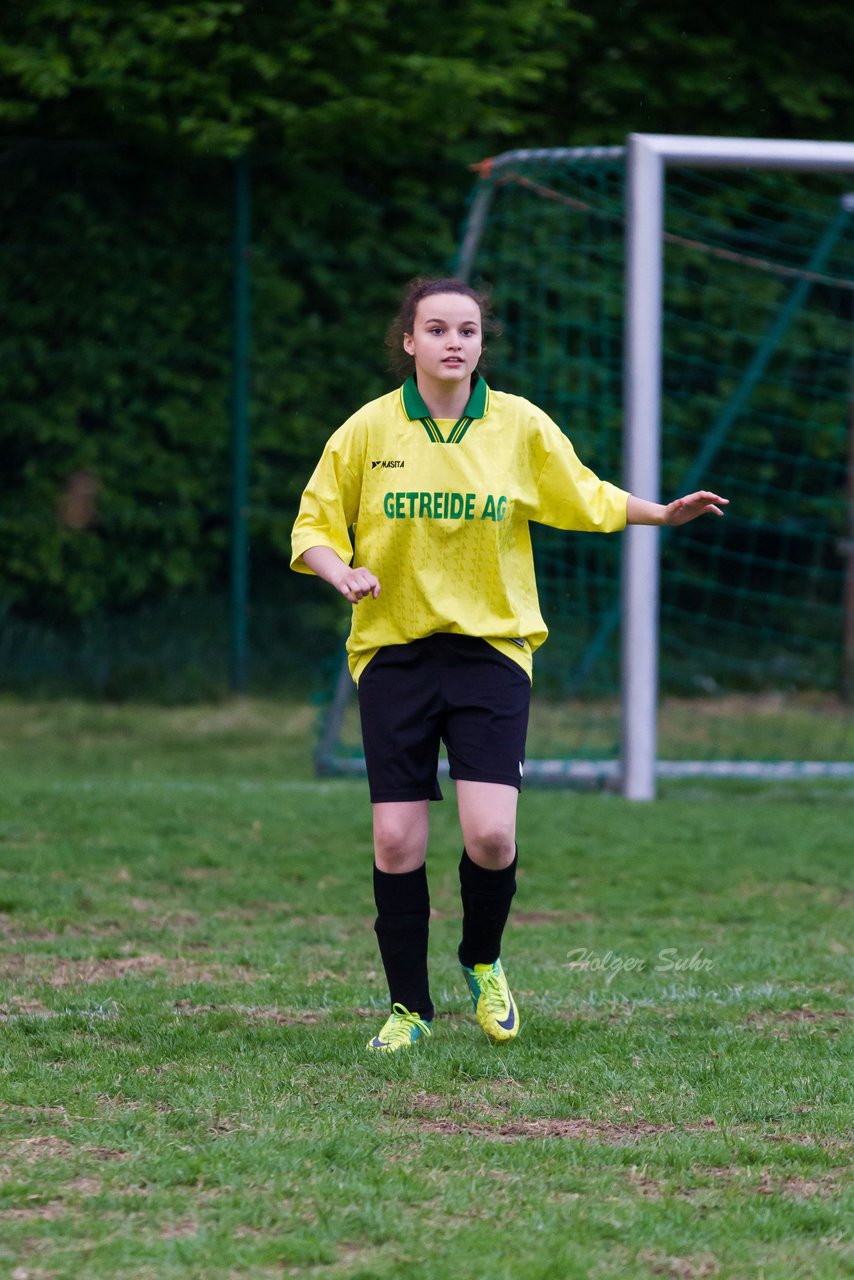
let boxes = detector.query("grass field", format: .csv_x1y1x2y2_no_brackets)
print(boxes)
334,690,854,764
1,698,852,1280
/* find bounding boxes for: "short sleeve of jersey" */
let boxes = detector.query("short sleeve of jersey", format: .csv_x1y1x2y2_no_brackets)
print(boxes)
530,408,628,533
290,412,367,573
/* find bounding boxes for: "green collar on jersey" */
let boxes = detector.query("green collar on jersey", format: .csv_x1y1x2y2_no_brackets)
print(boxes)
400,373,490,444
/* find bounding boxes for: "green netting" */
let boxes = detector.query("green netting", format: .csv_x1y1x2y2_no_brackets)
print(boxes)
0,141,349,701
464,155,627,702
4,140,853,772
452,150,854,767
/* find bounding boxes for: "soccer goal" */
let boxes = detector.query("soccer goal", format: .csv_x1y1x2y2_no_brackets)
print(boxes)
317,135,854,797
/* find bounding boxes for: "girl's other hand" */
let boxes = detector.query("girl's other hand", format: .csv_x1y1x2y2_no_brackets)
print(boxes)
337,567,381,603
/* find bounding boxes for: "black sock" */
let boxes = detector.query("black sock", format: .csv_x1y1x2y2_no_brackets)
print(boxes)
458,847,518,970
373,863,434,1021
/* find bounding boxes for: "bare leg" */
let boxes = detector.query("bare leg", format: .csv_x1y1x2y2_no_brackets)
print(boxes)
372,800,430,872
456,780,518,869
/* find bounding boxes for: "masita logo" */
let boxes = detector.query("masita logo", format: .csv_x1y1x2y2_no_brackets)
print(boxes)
372,459,405,469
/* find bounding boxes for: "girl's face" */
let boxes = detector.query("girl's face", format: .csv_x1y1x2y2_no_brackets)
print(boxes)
403,293,483,389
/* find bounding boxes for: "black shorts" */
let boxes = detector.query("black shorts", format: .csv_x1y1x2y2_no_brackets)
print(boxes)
357,634,531,803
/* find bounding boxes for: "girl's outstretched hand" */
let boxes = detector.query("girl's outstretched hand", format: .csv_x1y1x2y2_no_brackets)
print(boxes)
664,492,729,526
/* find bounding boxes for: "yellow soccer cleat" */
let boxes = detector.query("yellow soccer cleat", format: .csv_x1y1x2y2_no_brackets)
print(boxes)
461,958,520,1042
367,1002,433,1052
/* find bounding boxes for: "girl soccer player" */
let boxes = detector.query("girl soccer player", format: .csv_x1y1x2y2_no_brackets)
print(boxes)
291,277,727,1052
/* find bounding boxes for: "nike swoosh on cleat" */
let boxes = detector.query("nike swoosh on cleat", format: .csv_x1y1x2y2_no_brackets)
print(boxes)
370,1037,388,1047
496,1003,516,1032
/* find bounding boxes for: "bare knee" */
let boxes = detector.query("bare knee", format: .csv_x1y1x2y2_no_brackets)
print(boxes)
373,803,429,873
465,825,516,870
457,781,518,870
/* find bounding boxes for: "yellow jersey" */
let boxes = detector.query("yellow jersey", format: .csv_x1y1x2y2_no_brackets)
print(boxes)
291,375,628,682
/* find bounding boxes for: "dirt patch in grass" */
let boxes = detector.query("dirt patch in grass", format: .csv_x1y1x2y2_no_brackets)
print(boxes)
404,1091,501,1126
9,1136,75,1162
554,1005,659,1026
757,1168,840,1198
413,1115,685,1143
0,1173,102,1219
121,903,202,928
0,1102,70,1126
318,1241,402,1274
409,1109,827,1149
0,914,66,942
511,910,598,925
0,952,258,987
626,1167,667,1198
636,1251,720,1278
778,1175,840,1198
68,1176,103,1195
0,998,58,1020
406,1094,726,1145
512,911,599,931
159,1217,199,1239
286,913,370,928
762,1130,850,1149
409,1091,450,1112
211,902,299,924
419,1110,851,1153
173,999,324,1025
9,1136,127,1164
745,1008,853,1036
0,1200,67,1223
627,1164,842,1203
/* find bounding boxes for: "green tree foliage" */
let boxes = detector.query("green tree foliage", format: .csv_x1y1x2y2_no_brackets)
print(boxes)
1,0,583,629
563,1,854,141
1,0,852,686
0,0,580,151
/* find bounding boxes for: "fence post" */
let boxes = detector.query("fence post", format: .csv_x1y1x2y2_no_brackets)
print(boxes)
230,152,251,693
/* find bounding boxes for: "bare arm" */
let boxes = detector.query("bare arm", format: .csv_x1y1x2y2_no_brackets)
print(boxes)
626,491,729,527
300,545,381,604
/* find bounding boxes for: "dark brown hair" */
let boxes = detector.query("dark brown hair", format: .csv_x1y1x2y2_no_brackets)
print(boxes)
385,277,498,379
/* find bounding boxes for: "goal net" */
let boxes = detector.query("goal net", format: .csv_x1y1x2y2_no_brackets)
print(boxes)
318,138,854,789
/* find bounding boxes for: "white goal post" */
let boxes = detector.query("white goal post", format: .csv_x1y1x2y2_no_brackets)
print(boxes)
623,134,854,799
